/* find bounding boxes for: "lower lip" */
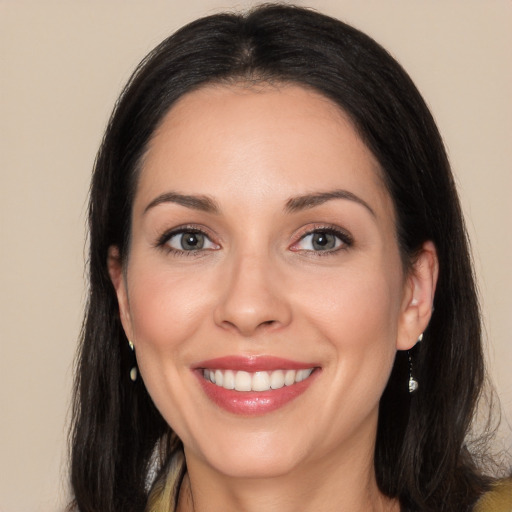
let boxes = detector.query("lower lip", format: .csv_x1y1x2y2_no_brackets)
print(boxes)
196,371,318,416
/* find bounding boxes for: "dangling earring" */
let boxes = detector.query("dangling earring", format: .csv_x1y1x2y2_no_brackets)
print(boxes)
408,353,418,393
408,333,423,393
128,340,138,382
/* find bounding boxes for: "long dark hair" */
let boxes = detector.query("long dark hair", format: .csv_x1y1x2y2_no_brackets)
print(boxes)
70,4,492,511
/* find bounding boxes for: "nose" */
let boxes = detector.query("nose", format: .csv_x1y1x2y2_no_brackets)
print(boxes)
213,251,292,337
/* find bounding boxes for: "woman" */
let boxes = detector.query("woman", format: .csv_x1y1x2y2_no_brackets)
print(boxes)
69,4,510,511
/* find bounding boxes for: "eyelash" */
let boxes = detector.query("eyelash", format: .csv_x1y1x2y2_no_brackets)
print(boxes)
155,224,353,257
156,225,218,257
291,225,354,256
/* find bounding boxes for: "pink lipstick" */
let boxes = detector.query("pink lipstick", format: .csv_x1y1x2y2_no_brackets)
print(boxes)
193,356,319,416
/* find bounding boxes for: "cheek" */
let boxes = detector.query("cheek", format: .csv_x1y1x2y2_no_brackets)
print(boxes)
300,264,402,339
124,262,216,434
298,266,402,389
127,264,213,353
296,270,401,440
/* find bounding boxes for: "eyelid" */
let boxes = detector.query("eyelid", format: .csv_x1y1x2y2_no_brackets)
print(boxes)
155,224,220,253
289,224,353,253
154,223,352,255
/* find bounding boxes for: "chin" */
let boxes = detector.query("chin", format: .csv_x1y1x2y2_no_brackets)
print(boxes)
186,427,309,480
209,453,301,480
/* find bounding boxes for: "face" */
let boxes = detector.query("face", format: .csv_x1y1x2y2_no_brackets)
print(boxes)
110,84,435,481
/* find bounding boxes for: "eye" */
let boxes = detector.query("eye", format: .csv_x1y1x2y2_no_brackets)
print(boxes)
163,229,219,253
291,228,352,253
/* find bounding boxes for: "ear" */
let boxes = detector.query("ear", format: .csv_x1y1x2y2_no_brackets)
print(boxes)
107,245,135,343
396,241,439,351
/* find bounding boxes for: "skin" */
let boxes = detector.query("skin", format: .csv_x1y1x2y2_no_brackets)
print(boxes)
109,84,438,512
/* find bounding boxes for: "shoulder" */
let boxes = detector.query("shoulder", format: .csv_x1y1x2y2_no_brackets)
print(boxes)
473,478,512,512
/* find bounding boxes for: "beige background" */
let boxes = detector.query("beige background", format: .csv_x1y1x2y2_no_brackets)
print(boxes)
1,1,511,510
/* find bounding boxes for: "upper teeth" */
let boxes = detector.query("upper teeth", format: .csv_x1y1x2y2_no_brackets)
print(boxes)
202,368,314,392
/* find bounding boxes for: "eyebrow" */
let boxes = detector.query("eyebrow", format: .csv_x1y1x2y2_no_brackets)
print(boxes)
285,189,375,217
143,192,220,215
143,189,375,217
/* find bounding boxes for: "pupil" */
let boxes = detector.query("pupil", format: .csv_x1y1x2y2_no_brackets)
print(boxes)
182,232,204,250
313,232,334,250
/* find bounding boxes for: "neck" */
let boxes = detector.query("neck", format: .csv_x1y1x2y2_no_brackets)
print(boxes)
176,431,399,512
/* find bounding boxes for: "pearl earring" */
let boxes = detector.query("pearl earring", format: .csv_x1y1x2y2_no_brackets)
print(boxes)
128,341,137,382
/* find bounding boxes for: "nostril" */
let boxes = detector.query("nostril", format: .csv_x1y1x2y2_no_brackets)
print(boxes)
213,275,293,335
218,317,279,336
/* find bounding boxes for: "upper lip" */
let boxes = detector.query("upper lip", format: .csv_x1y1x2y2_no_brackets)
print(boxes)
192,355,319,372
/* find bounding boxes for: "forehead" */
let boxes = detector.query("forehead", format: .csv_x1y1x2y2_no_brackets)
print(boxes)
136,83,393,220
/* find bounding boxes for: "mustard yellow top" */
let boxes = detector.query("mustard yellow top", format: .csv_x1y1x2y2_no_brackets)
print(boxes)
474,478,512,512
146,462,512,512
145,451,184,512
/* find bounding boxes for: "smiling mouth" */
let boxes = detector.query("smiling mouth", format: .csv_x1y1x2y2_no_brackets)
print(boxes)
196,357,319,415
202,368,315,392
